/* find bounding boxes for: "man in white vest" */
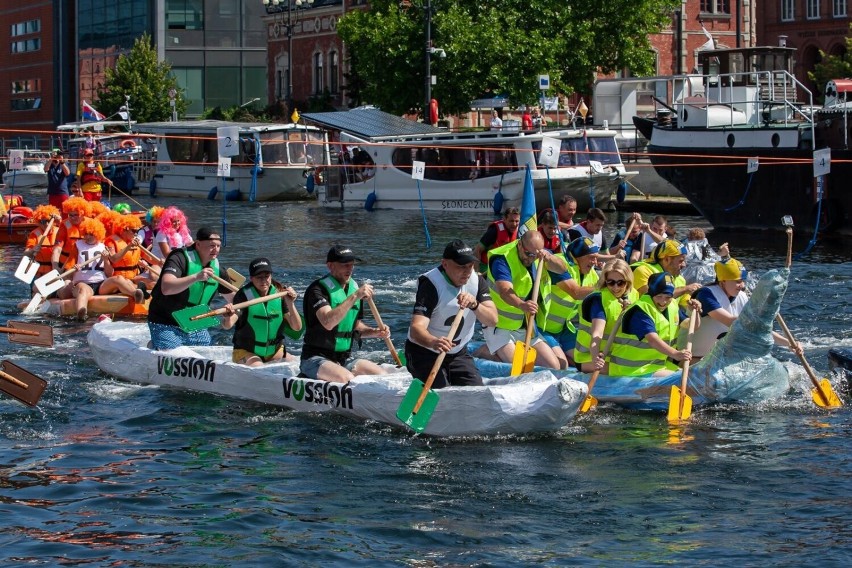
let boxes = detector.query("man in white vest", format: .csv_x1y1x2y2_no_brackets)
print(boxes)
405,240,498,388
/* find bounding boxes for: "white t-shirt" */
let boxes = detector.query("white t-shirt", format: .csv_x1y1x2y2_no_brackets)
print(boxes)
153,231,189,260
72,241,106,285
490,116,503,130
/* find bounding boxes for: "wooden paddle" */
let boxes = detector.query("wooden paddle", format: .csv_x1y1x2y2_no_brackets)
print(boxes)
226,268,247,289
366,297,403,367
396,308,465,433
777,220,842,408
15,217,56,283
0,360,47,407
173,289,293,332
510,258,545,376
33,252,105,297
667,308,697,422
579,305,629,413
2,321,54,347
210,273,240,293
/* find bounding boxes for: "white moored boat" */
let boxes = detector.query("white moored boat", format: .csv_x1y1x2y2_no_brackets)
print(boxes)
87,319,588,437
134,120,330,201
303,108,636,212
2,150,50,189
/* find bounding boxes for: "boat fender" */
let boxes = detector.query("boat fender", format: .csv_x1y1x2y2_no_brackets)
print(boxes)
364,190,377,211
305,174,315,194
207,186,219,200
149,179,157,197
225,189,242,201
492,190,504,214
617,181,627,204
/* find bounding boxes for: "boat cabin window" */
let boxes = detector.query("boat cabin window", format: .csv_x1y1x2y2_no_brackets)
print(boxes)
165,132,220,165
390,144,518,181
531,137,620,167
259,130,324,165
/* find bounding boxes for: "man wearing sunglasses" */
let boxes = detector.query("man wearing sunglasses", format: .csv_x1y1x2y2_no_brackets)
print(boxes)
480,230,567,369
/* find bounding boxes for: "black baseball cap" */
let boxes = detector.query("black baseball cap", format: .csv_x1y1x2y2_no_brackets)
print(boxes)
443,239,478,265
327,245,361,263
195,227,222,241
249,257,272,276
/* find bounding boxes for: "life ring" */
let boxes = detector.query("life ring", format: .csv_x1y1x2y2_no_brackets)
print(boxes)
120,139,136,149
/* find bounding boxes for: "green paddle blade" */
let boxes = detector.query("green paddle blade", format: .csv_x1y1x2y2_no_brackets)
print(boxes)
173,304,219,333
666,385,693,422
282,314,306,340
396,379,440,433
812,378,842,408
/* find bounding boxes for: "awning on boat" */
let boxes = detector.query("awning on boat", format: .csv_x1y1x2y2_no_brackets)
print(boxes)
470,96,510,109
301,108,443,140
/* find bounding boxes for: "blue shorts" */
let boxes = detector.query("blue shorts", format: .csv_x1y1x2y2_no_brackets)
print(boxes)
148,322,212,350
542,327,577,352
299,355,356,379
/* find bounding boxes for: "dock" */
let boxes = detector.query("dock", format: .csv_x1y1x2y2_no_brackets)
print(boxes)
605,194,700,216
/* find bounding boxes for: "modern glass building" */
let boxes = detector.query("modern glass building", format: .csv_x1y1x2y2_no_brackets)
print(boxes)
77,0,268,118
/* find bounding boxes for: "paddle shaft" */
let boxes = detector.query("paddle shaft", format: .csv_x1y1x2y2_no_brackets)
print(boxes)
622,219,636,259
0,326,38,337
586,305,629,396
0,369,27,389
210,273,240,293
518,258,545,368
366,297,403,367
677,309,698,418
775,314,833,405
189,289,293,321
411,309,465,414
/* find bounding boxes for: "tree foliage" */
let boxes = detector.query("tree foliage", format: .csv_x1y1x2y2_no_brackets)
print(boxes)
337,0,680,116
96,34,188,122
808,25,852,99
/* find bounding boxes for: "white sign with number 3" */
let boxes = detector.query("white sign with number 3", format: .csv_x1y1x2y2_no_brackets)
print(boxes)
218,157,232,178
538,136,560,168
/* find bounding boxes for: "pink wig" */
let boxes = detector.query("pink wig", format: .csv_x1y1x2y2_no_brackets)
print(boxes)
157,206,192,248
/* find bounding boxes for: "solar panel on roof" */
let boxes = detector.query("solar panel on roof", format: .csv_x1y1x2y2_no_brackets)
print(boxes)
301,109,443,139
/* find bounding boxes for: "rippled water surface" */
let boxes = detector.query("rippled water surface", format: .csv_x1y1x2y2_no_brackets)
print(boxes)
1,198,850,566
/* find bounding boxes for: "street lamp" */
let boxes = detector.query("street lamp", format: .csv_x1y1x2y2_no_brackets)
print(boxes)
402,1,445,117
262,0,314,111
240,97,261,108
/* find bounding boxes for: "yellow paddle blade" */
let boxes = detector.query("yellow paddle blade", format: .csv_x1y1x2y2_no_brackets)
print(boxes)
510,342,537,376
811,378,843,408
579,394,598,413
667,385,693,422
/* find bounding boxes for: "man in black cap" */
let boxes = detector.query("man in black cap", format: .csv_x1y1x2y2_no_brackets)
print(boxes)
147,227,235,349
221,257,301,366
404,239,497,388
300,244,390,383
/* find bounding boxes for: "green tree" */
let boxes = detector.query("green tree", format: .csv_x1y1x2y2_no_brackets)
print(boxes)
337,0,679,116
96,34,188,122
808,26,852,99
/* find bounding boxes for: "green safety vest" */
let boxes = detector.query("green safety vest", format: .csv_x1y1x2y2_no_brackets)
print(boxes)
318,275,360,352
184,249,219,307
487,240,550,331
235,286,284,358
608,295,680,377
537,255,599,334
574,287,639,364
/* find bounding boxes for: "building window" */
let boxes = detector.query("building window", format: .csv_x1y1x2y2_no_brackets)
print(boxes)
329,51,339,94
781,0,795,21
11,38,40,53
700,0,731,14
10,20,40,37
834,0,847,17
313,52,324,94
166,0,204,30
11,97,41,111
807,0,822,19
11,79,41,94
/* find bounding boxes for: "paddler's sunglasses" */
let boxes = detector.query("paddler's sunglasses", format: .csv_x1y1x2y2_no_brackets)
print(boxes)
605,279,627,287
519,243,538,259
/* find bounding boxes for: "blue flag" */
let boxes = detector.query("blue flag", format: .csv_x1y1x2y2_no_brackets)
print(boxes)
518,164,537,236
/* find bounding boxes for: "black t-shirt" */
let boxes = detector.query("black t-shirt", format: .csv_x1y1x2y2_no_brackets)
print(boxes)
301,277,364,360
147,246,231,325
478,223,499,249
